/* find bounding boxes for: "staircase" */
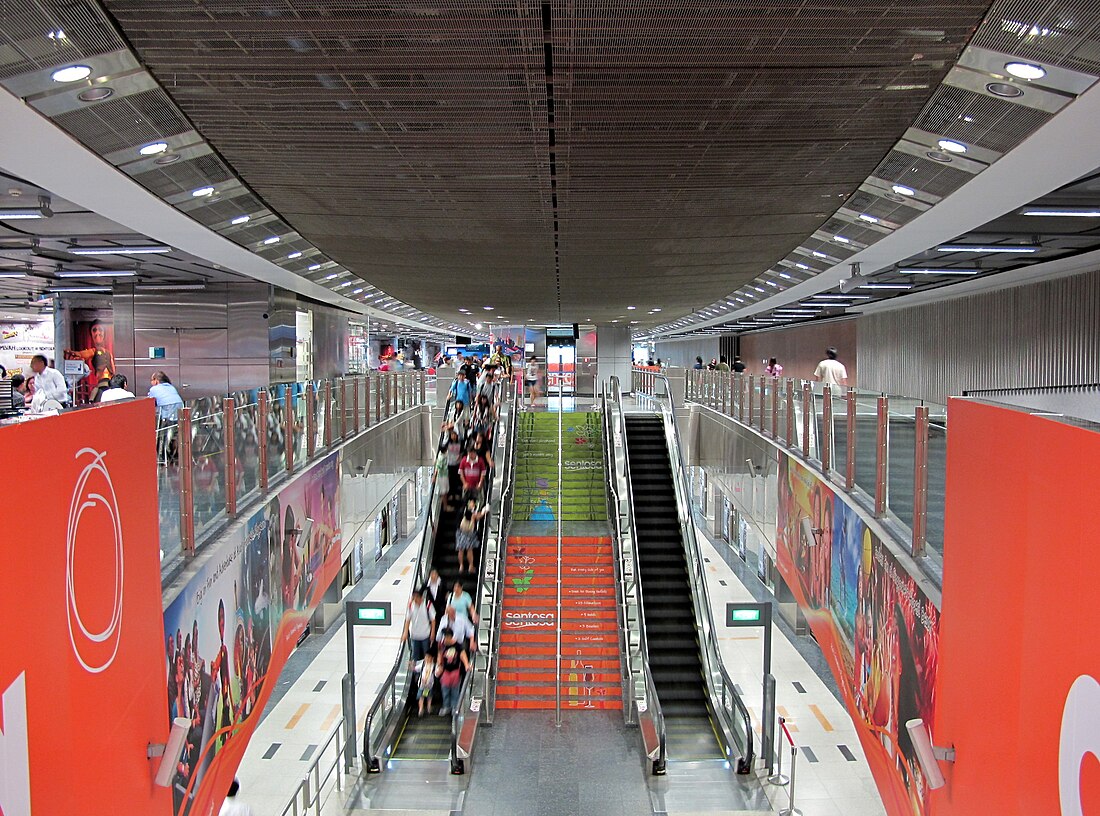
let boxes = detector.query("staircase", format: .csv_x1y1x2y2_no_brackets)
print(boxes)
513,413,604,522
496,535,622,710
624,414,723,760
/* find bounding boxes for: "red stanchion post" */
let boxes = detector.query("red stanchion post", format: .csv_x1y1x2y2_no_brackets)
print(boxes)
178,407,195,555
258,390,269,493
224,397,237,518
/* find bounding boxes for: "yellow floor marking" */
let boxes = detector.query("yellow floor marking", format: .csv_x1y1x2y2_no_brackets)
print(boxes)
286,703,310,730
321,704,341,731
400,566,411,576
809,704,834,732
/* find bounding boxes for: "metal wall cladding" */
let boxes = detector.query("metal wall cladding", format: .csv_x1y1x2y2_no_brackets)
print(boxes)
268,287,297,385
857,270,1100,404
739,319,858,383
653,337,720,368
310,304,351,380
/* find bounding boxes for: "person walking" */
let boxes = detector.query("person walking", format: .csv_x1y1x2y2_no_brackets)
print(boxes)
732,356,746,373
814,347,849,389
524,356,540,405
765,358,784,378
716,356,731,372
219,779,253,816
693,356,704,370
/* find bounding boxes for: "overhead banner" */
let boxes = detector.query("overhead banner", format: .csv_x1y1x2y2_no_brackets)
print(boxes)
777,457,940,816
0,400,171,816
163,451,342,816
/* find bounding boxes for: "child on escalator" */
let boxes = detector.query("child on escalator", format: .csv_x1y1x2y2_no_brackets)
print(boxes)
417,652,436,717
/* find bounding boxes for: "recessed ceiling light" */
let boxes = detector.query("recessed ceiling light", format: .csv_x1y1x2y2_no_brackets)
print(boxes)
937,139,968,154
626,305,636,310
308,263,322,271
891,184,916,197
154,154,181,165
858,283,913,290
811,251,827,258
926,151,954,163
139,142,168,156
858,214,880,224
51,65,92,83
56,270,137,278
191,186,214,197
794,263,809,270
1005,61,1046,80
263,236,281,245
483,306,494,310
833,235,851,244
986,82,1024,98
230,215,250,225
1023,208,1100,217
937,245,1039,253
766,280,780,287
651,307,661,312
474,322,483,329
69,244,171,255
77,86,113,102
0,272,28,279
897,268,980,276
459,308,470,313
287,251,303,259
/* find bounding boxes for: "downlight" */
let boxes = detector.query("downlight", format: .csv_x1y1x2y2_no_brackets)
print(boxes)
987,82,1024,98
139,142,169,156
891,184,916,197
1005,62,1046,80
937,139,968,154
51,65,92,83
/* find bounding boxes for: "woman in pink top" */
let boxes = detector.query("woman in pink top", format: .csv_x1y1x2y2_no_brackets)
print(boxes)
765,358,784,378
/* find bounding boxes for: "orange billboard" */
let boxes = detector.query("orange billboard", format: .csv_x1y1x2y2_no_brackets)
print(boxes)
933,399,1100,815
0,401,171,815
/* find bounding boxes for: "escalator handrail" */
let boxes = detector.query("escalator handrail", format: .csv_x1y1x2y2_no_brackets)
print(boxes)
362,383,459,762
606,376,667,766
643,373,755,766
483,378,522,719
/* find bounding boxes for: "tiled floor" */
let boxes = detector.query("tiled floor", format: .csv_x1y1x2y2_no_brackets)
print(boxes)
694,522,888,816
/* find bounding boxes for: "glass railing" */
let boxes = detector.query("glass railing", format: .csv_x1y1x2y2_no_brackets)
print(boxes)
602,376,667,772
160,371,431,579
655,368,947,561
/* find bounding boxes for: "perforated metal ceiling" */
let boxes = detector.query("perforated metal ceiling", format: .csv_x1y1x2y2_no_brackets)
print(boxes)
99,0,994,324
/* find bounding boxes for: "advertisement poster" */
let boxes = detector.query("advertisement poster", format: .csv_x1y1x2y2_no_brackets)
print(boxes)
721,496,732,543
0,400,172,815
163,452,342,816
735,511,749,562
777,456,940,816
0,319,53,376
64,312,116,403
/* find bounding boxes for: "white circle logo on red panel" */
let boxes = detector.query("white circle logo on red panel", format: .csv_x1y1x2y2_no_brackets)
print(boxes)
1060,674,1100,815
65,448,124,674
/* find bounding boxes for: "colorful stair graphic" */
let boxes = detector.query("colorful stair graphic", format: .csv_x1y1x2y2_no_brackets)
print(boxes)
514,413,604,522
497,536,623,711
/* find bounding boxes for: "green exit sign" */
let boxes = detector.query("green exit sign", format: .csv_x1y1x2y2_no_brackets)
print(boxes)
726,602,768,628
348,601,391,626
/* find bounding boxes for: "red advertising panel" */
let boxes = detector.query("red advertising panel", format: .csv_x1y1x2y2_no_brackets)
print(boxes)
162,451,342,816
777,457,940,816
933,400,1100,815
0,401,171,816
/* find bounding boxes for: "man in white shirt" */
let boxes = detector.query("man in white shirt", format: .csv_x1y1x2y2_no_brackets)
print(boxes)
28,354,68,410
814,347,849,390
219,779,253,816
436,606,476,652
100,374,136,403
402,589,437,666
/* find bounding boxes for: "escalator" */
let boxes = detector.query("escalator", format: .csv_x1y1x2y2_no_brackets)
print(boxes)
388,503,464,760
624,414,724,761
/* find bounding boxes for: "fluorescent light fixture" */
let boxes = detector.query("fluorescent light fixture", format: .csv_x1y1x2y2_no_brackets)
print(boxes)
137,283,206,291
891,184,916,197
1005,61,1046,80
308,263,322,271
483,305,494,310
1023,208,1100,217
808,294,871,300
69,245,171,255
49,286,112,293
794,263,809,270
833,235,851,244
287,251,303,259
774,310,817,315
0,272,27,279
262,236,281,245
858,283,913,290
651,307,661,312
56,270,137,278
139,142,168,156
779,272,794,279
897,268,980,276
324,273,339,280
766,280,780,287
191,186,215,197
51,65,92,82
937,245,1039,253
230,215,250,225
811,251,827,258
0,207,50,220
858,214,880,223
626,305,636,310
753,286,766,293
811,302,851,308
937,139,968,154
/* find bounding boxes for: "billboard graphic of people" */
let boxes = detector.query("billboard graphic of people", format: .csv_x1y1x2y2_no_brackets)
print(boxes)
777,456,940,816
65,313,116,403
163,452,341,816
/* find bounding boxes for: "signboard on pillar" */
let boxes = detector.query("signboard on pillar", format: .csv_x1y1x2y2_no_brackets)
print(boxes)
0,400,172,816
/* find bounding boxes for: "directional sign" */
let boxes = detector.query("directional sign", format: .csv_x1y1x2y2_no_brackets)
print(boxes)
348,600,391,627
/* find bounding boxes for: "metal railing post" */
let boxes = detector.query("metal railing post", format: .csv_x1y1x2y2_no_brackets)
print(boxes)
306,383,316,459
178,407,195,555
821,387,833,473
324,380,334,448
747,376,755,426
285,387,295,474
768,716,790,786
258,390,269,493
373,374,381,424
224,397,237,518
780,743,801,816
912,405,929,556
340,378,348,439
785,379,795,447
845,388,856,490
771,378,779,438
391,372,398,416
420,370,427,404
875,395,889,517
801,382,811,459
738,374,746,422
757,376,766,433
353,376,361,434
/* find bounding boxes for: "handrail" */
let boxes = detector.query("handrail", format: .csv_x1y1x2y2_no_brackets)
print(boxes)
639,372,756,771
605,376,667,771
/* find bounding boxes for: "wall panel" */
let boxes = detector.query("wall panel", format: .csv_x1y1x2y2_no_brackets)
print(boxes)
739,318,857,382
